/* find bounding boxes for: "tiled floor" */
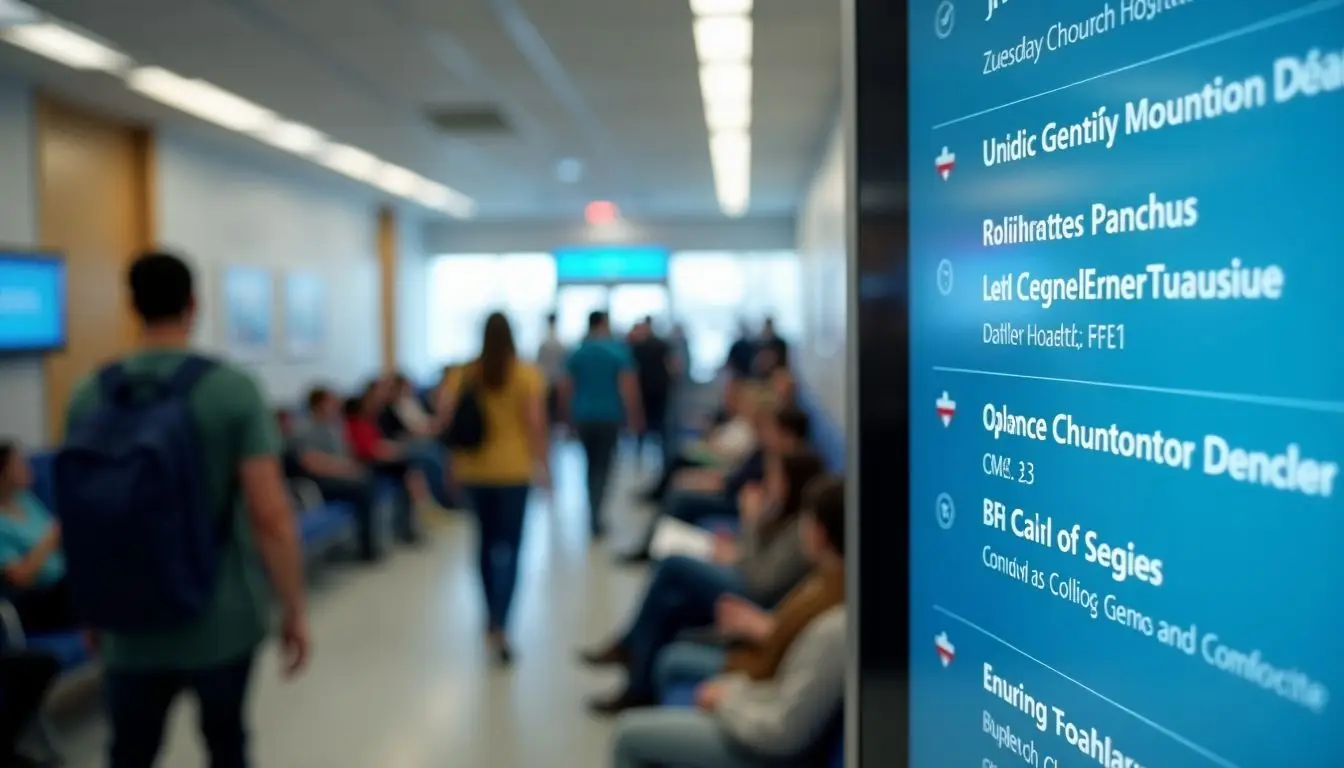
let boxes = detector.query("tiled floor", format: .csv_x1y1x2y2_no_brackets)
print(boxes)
54,444,655,768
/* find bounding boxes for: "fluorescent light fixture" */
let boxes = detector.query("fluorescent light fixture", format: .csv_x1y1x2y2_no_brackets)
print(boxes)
0,0,39,27
705,101,750,131
415,180,476,219
690,0,752,15
128,67,274,132
699,62,751,107
2,21,130,72
710,129,750,217
320,143,380,182
693,16,751,62
253,119,324,156
375,164,422,197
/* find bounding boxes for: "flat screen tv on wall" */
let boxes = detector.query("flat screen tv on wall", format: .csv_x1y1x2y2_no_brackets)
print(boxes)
0,251,67,354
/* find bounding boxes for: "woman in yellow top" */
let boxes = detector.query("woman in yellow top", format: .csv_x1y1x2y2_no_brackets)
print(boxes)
437,312,550,664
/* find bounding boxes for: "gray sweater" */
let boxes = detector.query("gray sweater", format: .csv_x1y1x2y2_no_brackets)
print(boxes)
715,606,846,759
737,513,811,608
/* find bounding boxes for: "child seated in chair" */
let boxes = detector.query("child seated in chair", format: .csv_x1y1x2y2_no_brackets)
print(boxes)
0,441,77,633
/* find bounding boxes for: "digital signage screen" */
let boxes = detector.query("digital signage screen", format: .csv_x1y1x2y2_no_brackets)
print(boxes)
0,252,66,354
891,1,1344,766
553,245,669,284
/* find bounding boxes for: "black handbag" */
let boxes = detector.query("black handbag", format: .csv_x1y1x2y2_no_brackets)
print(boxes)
441,375,486,450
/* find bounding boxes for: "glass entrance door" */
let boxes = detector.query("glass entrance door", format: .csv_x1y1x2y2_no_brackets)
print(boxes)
555,285,609,345
609,284,670,332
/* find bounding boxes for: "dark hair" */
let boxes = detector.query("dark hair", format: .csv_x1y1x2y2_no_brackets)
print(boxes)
342,397,361,418
307,386,333,411
762,449,827,539
546,312,557,326
0,440,15,478
588,310,608,331
478,312,517,390
773,405,810,441
804,475,845,555
128,251,194,323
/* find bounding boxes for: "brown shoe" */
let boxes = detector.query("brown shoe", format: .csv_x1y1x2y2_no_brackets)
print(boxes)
588,689,656,716
578,643,631,668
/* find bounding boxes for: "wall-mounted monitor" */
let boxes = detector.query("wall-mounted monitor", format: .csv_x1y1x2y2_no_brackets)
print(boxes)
553,245,669,284
0,251,66,355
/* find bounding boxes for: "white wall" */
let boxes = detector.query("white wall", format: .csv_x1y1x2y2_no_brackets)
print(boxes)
0,79,46,446
794,116,847,428
395,208,432,384
156,133,383,404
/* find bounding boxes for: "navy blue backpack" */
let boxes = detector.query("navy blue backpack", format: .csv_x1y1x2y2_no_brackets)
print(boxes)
54,355,224,632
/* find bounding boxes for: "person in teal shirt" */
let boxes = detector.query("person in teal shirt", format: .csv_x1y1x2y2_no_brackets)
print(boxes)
0,441,77,634
559,310,643,537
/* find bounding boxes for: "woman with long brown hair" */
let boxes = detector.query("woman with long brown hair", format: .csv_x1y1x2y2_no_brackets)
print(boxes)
436,312,549,664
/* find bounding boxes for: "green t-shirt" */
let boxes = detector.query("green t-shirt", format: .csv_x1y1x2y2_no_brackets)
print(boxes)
64,350,279,671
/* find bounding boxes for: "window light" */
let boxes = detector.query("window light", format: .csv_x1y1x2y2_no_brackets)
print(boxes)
693,16,752,62
2,21,130,72
690,0,752,16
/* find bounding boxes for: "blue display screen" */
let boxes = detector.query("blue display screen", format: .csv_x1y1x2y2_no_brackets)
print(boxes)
0,253,66,353
908,2,1341,766
553,245,669,283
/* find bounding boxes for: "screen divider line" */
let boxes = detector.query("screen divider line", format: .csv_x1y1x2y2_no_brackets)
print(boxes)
931,604,1242,768
931,365,1344,414
930,0,1344,131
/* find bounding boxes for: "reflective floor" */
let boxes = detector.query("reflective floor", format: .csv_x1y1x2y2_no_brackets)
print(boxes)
56,444,653,768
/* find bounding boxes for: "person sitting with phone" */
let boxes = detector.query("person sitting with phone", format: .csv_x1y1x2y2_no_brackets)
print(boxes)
611,475,846,768
638,382,763,504
580,450,825,714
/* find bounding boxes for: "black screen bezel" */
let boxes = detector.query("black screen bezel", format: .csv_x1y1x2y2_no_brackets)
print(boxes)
844,0,913,764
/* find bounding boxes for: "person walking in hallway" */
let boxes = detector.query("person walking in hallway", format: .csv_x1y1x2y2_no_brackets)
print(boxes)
536,312,567,430
558,310,642,538
58,252,309,768
437,312,549,664
630,317,673,470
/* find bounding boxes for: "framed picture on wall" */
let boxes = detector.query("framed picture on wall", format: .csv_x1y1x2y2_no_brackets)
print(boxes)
220,265,274,361
283,271,327,360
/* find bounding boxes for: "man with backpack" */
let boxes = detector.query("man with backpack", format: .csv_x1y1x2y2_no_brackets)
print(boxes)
58,252,308,768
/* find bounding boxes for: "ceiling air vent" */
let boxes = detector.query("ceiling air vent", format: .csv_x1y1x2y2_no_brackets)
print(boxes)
424,105,512,136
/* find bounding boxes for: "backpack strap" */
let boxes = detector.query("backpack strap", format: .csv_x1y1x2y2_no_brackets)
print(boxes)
167,355,216,396
96,363,129,402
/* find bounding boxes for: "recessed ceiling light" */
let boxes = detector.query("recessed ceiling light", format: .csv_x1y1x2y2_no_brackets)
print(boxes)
321,143,381,182
253,119,325,156
128,67,274,132
693,16,752,62
2,21,130,72
709,129,750,217
690,0,752,16
705,101,750,131
375,164,422,197
699,62,752,106
415,180,476,219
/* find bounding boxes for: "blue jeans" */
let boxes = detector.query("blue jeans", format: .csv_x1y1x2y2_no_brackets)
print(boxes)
105,652,256,768
653,641,727,697
613,708,766,768
463,484,530,631
621,555,743,698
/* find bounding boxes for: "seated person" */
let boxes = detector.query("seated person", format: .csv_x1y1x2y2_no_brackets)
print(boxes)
289,388,382,560
0,649,61,767
345,380,437,519
652,475,845,697
379,372,453,507
611,475,846,768
640,383,763,503
620,404,811,563
581,450,826,714
0,441,77,633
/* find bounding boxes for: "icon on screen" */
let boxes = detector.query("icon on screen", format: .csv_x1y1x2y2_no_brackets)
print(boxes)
936,259,954,296
935,632,956,667
936,391,956,427
935,146,955,180
936,493,956,529
934,0,955,38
